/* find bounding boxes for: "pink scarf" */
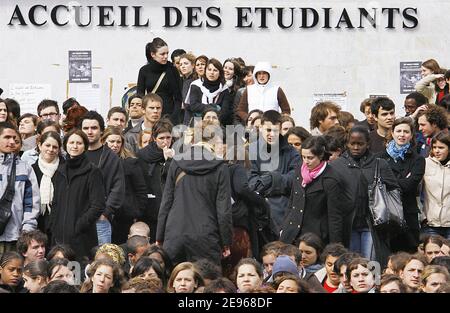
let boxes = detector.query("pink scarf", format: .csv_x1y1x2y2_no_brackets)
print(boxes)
301,161,327,187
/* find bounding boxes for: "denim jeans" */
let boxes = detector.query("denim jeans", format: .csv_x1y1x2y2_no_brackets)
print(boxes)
350,228,375,260
422,226,450,240
96,219,112,246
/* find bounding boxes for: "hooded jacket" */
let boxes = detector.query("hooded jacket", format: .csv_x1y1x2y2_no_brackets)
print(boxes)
0,153,40,242
236,61,291,122
422,157,450,227
156,145,232,264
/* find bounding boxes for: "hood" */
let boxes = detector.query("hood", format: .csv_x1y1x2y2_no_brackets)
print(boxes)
253,61,272,85
173,144,225,175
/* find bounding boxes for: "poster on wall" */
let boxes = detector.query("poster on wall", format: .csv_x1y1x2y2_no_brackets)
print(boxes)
8,83,51,114
71,83,101,111
400,61,422,94
313,92,347,111
69,51,92,83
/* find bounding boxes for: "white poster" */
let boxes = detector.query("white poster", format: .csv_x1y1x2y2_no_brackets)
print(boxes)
313,92,347,111
71,83,101,111
8,83,52,115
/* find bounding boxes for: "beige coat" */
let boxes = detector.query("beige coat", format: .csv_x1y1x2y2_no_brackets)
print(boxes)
423,157,450,227
415,74,439,104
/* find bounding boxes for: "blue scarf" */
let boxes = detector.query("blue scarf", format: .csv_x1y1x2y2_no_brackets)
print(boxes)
386,140,410,161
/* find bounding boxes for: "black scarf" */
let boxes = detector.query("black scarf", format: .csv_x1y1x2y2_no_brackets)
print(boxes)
65,153,89,182
441,155,450,166
138,141,165,164
148,59,168,74
66,153,86,169
202,77,221,93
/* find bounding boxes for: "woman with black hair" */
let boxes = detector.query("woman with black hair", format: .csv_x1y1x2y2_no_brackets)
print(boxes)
137,37,182,125
280,136,346,246
130,256,167,289
298,232,324,273
184,58,233,126
330,126,399,269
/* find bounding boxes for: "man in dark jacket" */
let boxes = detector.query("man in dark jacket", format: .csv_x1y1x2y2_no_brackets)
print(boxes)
125,94,162,154
156,140,232,265
248,110,300,232
80,111,125,245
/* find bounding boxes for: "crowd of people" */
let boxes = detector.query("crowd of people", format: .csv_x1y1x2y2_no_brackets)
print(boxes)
0,37,449,293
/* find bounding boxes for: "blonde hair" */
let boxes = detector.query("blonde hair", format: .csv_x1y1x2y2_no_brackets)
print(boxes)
167,262,204,293
421,265,450,286
101,126,135,159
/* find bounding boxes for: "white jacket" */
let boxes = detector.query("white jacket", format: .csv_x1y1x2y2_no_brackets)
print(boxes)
423,157,450,227
247,61,281,113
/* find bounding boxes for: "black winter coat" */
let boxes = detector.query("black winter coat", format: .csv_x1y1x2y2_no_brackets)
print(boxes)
96,146,125,222
137,60,182,124
228,163,274,258
51,154,105,260
280,165,347,245
137,142,172,241
248,135,301,231
120,158,148,220
112,157,149,244
330,151,399,268
378,147,425,252
156,145,232,265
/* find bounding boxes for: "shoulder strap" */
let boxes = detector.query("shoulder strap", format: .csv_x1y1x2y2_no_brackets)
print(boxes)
374,158,381,180
9,155,16,189
2,155,16,202
151,72,166,94
175,168,186,186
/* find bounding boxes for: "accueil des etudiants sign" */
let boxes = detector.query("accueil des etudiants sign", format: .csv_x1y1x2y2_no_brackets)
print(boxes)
5,5,419,30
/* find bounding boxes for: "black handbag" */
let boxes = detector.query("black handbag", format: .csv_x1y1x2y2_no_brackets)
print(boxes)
0,155,16,236
368,158,406,230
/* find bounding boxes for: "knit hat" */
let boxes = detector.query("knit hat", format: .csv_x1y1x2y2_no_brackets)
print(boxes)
267,255,299,282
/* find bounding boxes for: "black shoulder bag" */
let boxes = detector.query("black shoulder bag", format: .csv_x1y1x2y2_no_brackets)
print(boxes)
368,158,406,231
0,155,16,236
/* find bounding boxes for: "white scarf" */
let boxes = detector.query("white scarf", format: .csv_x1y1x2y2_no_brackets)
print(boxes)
38,154,59,214
184,79,225,106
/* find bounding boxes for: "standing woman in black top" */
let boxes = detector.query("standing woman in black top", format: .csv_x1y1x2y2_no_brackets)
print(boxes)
378,117,425,253
137,38,182,125
101,127,148,244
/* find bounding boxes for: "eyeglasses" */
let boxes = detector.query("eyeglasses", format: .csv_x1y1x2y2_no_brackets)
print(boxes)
40,112,58,118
